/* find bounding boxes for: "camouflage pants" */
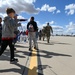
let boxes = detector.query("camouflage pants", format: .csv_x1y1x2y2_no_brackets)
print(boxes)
42,34,45,41
47,36,50,43
46,34,51,43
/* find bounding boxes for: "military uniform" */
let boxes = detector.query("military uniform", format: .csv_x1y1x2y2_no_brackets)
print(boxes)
39,30,42,40
45,25,53,43
42,27,46,41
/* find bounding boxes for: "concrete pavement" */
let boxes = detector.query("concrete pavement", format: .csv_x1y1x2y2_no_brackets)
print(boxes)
0,36,75,75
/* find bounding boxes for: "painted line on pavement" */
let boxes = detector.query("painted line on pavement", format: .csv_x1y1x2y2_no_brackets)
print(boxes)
28,49,38,75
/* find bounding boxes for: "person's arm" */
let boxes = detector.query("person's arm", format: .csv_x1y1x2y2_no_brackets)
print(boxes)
35,22,38,31
19,19,28,21
14,19,21,27
15,19,28,22
50,26,53,33
27,22,29,30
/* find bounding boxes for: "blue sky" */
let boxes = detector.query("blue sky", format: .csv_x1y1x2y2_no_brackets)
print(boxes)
21,0,75,25
0,0,75,35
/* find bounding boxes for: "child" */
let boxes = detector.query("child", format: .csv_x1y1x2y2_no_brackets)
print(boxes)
0,8,21,63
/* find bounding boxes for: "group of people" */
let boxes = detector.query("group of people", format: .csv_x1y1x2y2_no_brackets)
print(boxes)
0,8,53,63
0,8,39,63
39,23,53,43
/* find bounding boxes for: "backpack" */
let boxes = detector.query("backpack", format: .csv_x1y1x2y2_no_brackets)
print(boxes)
28,24,34,32
26,30,28,35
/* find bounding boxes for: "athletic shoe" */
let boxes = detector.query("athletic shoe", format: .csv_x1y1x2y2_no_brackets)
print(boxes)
10,58,18,64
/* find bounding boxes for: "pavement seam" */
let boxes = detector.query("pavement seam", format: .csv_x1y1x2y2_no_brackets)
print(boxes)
22,51,32,75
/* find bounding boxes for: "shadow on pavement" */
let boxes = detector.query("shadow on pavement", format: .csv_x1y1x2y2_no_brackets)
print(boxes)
15,49,72,59
0,63,26,74
38,50,72,58
0,50,44,75
38,42,54,45
0,62,39,75
0,49,26,61
52,41,71,45
15,45,29,48
38,41,71,45
37,50,43,75
38,65,52,70
0,46,72,75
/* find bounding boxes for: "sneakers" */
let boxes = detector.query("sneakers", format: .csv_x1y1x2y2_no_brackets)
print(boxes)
10,58,18,64
29,48,32,51
14,48,16,50
34,47,36,49
34,47,39,50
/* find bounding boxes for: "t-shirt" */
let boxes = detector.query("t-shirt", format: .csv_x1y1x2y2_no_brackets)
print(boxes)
27,21,37,32
28,24,34,32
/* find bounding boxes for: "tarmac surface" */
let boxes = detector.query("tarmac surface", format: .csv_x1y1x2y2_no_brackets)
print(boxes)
0,36,75,75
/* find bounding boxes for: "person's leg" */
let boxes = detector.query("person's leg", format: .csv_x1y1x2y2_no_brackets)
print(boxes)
28,32,32,50
8,40,18,63
42,34,45,41
36,38,38,50
0,33,2,45
39,35,41,40
0,40,8,56
8,40,15,60
47,36,50,43
36,32,39,49
32,32,37,49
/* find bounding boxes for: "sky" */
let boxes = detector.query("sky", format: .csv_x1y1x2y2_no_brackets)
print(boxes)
0,0,75,35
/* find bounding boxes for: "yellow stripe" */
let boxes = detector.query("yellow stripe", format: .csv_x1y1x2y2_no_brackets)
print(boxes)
28,49,37,75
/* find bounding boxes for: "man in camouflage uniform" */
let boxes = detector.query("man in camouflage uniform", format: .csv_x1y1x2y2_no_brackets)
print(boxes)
45,23,53,43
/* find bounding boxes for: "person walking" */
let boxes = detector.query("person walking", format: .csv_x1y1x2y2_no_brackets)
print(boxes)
39,30,42,40
0,8,21,63
45,23,53,43
27,17,38,51
42,27,46,41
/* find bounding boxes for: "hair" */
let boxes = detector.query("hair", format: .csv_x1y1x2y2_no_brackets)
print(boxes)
6,8,15,14
31,16,34,20
47,22,49,25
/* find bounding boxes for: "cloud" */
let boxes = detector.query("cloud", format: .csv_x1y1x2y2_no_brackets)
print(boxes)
17,15,25,19
0,0,39,14
0,13,7,19
36,21,75,35
56,10,61,13
49,21,55,25
0,1,60,16
48,7,56,12
41,4,49,11
35,21,55,30
41,4,57,13
36,21,63,32
65,4,75,15
66,22,75,32
52,25,63,30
